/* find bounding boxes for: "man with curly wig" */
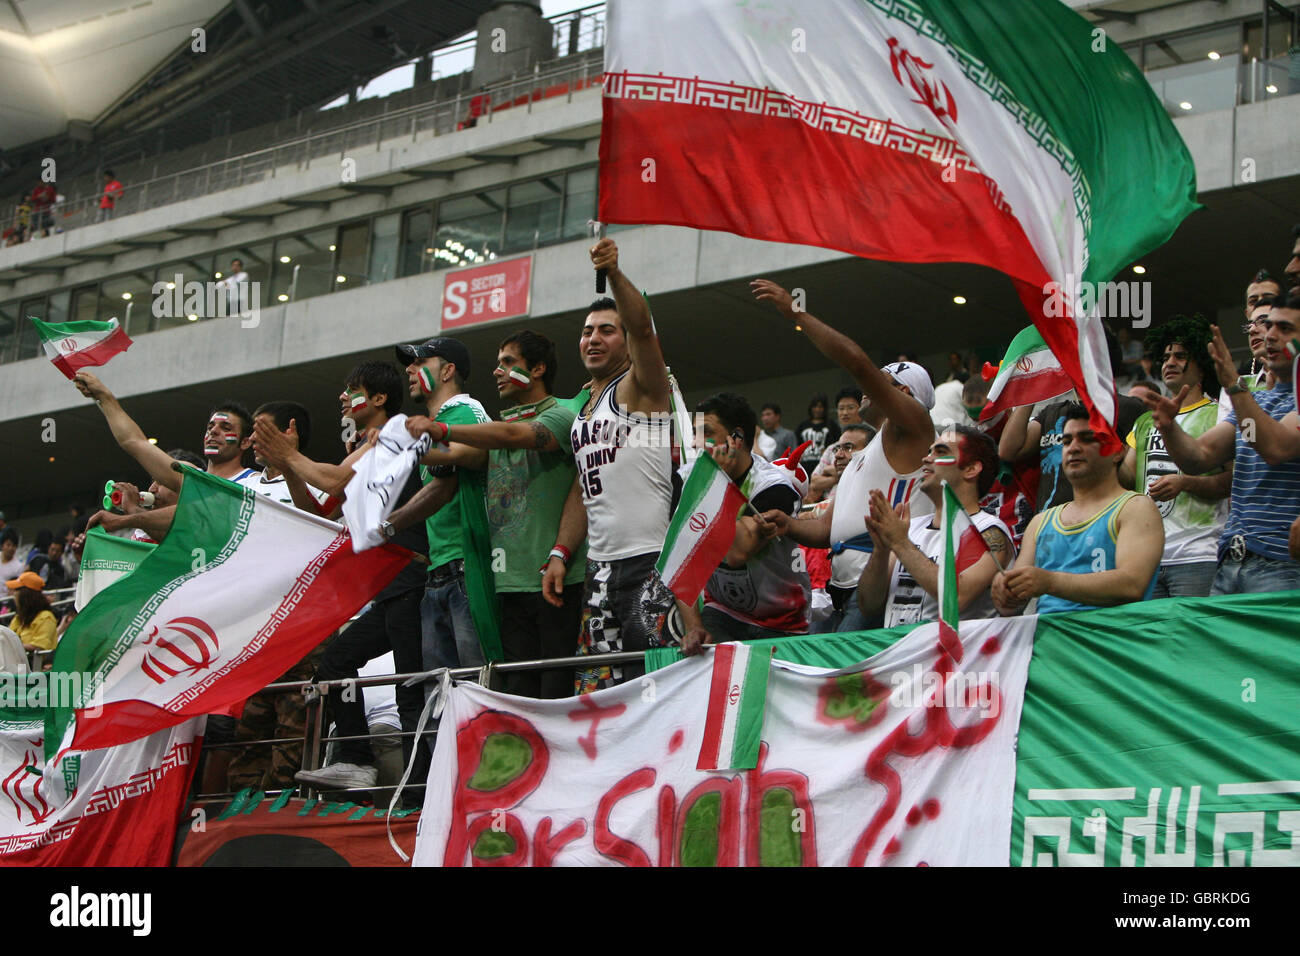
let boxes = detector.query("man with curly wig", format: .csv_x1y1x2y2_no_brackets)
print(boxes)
1119,315,1231,597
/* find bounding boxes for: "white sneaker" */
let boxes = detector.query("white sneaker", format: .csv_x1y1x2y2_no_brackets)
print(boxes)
294,762,378,790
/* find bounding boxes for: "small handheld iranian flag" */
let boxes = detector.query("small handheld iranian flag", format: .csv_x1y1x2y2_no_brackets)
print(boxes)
655,451,747,604
979,326,1074,431
73,526,155,612
697,642,773,771
30,317,132,379
937,481,991,663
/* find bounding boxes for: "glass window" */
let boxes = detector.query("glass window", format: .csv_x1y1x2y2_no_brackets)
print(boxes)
334,221,370,291
151,257,214,330
562,167,597,240
504,176,563,252
17,296,46,360
369,213,401,284
433,189,504,269
1144,25,1241,70
99,271,157,338
1143,24,1241,115
70,284,99,323
400,208,433,277
46,290,69,326
0,300,16,364
271,229,335,302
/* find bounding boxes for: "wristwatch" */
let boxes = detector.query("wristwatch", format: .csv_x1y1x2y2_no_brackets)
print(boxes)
1225,376,1252,396
379,520,397,540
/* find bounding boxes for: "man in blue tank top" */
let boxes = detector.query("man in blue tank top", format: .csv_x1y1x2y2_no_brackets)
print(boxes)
993,404,1163,616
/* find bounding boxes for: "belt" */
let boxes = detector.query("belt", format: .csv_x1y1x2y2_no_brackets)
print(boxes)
428,558,465,582
1224,534,1248,562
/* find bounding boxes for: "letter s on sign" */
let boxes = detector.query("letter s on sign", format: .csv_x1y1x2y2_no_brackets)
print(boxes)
443,280,469,322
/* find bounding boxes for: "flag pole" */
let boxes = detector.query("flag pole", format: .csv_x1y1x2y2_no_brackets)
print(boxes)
940,478,1007,573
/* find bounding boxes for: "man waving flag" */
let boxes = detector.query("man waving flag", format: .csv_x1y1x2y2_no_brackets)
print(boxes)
599,0,1197,449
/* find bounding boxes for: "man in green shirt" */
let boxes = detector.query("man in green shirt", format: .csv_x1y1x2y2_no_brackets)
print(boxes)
405,331,588,698
386,337,499,674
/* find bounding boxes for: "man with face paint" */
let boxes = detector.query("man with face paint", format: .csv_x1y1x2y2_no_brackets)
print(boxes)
385,337,499,679
1119,316,1230,598
857,426,1014,628
74,370,254,542
400,330,587,698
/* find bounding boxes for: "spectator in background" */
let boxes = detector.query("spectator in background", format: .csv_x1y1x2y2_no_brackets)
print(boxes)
944,351,970,384
13,194,30,242
0,531,23,584
26,532,70,591
1127,380,1163,402
97,169,123,222
1116,326,1144,385
1285,224,1300,292
834,387,864,428
1246,268,1282,317
30,180,55,239
1146,295,1300,594
1120,315,1229,598
796,394,839,472
217,258,250,315
994,405,1163,616
932,374,988,430
755,403,797,462
805,424,872,504
6,572,58,653
0,510,7,535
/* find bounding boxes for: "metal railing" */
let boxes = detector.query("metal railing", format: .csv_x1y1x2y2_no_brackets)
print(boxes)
3,49,605,240
192,650,648,804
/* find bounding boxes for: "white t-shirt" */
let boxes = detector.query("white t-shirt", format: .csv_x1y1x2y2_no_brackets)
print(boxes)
827,432,933,589
0,555,25,583
233,469,328,509
883,511,1016,628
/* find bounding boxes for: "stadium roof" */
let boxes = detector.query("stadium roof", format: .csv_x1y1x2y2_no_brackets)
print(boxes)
0,0,496,153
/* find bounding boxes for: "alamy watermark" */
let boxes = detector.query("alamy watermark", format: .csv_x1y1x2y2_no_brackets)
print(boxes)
152,274,261,329
1043,273,1151,328
0,671,104,715
888,663,1000,718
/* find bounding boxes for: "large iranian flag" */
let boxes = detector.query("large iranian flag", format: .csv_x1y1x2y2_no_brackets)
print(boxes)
30,317,132,378
47,466,410,759
599,0,1197,447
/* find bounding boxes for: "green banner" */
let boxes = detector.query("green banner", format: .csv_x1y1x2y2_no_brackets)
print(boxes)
648,590,1300,866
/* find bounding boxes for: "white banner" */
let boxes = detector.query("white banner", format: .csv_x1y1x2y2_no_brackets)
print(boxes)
415,617,1035,866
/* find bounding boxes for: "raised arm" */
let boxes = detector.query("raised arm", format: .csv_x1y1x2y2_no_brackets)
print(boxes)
406,416,563,454
75,372,184,493
1146,387,1236,475
999,405,1041,464
593,238,670,408
751,279,933,443
1206,323,1300,465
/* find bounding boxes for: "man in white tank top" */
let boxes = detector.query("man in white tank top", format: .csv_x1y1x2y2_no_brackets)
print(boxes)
564,239,693,689
857,426,1015,628
751,280,937,632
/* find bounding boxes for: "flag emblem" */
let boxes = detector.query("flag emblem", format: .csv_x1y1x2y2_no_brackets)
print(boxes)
887,37,957,126
139,617,220,685
688,512,708,532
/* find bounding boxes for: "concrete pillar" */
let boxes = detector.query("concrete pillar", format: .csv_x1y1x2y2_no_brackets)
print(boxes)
471,0,555,89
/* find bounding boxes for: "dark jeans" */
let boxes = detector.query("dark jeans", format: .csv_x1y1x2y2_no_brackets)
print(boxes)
499,589,584,699
315,588,426,798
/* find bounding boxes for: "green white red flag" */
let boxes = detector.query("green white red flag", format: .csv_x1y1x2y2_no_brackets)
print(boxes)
599,0,1197,450
30,317,132,379
655,452,746,604
697,642,772,771
73,526,155,611
937,481,988,662
979,326,1074,431
46,465,410,759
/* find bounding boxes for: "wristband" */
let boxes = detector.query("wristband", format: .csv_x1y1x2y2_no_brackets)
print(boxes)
549,545,572,565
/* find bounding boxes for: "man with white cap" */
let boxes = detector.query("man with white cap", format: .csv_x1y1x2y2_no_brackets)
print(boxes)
751,279,937,632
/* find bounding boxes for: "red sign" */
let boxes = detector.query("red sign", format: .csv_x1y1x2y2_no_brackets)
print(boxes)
440,256,532,329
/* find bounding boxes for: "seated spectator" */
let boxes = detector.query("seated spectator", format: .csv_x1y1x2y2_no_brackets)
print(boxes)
680,393,810,648
1120,316,1229,597
6,571,58,652
1145,296,1300,594
806,424,872,503
0,530,23,583
795,394,839,471
857,426,1015,628
994,405,1163,615
27,532,70,591
755,402,797,462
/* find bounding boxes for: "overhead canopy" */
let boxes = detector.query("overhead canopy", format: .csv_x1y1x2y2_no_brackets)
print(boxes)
0,0,497,152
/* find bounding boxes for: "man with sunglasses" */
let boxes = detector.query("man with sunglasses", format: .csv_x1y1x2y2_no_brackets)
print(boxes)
1145,294,1300,594
1218,270,1282,424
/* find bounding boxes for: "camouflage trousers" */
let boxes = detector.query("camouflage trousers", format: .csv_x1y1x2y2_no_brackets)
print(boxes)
226,645,325,792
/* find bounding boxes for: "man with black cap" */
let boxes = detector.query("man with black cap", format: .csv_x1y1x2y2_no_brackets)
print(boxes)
387,336,499,675
751,278,938,632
